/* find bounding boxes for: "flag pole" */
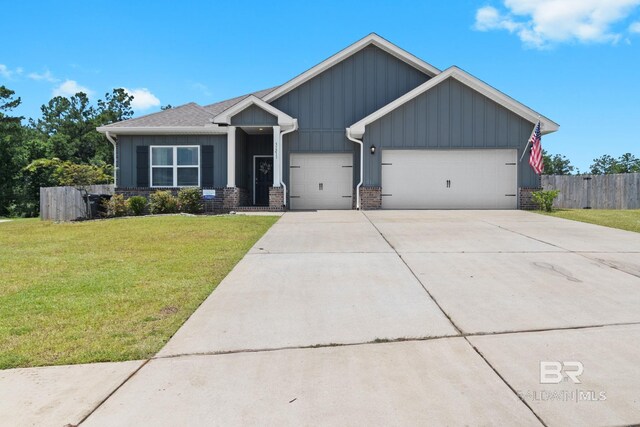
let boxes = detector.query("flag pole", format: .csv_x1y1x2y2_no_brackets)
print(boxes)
519,118,541,162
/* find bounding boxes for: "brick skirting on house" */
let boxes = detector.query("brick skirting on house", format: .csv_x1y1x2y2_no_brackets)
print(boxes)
116,187,236,213
115,187,283,213
519,187,541,210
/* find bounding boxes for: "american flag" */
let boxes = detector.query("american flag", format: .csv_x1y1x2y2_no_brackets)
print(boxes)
528,121,543,175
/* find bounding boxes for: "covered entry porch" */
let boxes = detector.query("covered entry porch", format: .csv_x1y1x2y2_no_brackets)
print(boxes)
215,95,298,210
234,127,277,207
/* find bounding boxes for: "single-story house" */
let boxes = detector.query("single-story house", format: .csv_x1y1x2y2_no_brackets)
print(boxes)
97,33,559,211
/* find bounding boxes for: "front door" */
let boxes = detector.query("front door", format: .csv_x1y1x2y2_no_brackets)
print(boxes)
254,156,273,206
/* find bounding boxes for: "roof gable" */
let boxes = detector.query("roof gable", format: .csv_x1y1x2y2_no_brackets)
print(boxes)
213,95,295,127
348,66,559,137
262,33,440,103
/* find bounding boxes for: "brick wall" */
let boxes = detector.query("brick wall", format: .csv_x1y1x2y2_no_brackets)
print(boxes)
519,187,541,210
116,187,235,213
268,187,284,210
238,188,250,207
359,186,382,210
221,187,239,210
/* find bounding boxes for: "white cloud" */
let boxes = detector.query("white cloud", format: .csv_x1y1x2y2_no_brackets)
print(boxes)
121,87,161,111
28,70,59,83
52,80,94,97
630,21,640,32
0,64,21,79
474,0,640,48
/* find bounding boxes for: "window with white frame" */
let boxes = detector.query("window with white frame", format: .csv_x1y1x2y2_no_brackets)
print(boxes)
150,146,200,187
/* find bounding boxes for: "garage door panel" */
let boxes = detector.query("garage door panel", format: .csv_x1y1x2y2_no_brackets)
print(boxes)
382,149,517,209
290,153,353,210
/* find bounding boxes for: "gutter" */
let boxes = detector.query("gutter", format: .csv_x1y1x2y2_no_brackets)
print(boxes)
105,131,117,187
346,128,363,210
279,119,298,207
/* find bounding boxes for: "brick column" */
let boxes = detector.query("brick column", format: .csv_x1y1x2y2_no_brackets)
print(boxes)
359,186,382,210
519,187,541,210
223,187,240,210
269,187,284,210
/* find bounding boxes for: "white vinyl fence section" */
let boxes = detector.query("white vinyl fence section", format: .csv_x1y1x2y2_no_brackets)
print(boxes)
40,185,114,221
542,173,640,209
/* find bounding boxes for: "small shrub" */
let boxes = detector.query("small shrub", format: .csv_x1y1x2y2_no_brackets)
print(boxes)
149,190,178,214
177,187,203,214
127,196,147,216
103,194,128,217
531,190,560,212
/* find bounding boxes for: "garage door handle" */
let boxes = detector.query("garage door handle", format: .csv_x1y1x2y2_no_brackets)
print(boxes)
319,183,323,191
446,180,451,188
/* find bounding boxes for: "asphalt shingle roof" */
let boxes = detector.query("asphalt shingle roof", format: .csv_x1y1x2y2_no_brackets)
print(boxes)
202,87,279,116
104,87,280,128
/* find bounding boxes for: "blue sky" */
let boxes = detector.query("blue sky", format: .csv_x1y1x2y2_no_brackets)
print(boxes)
2,0,639,171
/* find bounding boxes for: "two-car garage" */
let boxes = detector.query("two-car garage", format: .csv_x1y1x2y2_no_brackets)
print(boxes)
380,149,518,209
288,149,518,210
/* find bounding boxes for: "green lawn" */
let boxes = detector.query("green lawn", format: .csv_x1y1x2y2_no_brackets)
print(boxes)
0,215,277,369
537,209,640,233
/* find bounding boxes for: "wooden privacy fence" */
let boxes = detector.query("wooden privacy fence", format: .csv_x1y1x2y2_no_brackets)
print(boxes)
542,173,640,209
40,185,115,221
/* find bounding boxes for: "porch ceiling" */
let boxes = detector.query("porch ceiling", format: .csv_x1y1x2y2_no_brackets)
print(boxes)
241,126,274,135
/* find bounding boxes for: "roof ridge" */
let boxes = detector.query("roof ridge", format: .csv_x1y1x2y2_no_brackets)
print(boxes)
185,102,215,116
202,86,280,109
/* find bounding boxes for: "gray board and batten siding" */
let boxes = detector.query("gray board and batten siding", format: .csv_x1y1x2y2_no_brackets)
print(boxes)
230,104,278,126
362,77,540,189
271,44,431,193
117,135,227,188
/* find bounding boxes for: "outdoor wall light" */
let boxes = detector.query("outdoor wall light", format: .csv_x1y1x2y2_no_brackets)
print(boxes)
370,144,376,155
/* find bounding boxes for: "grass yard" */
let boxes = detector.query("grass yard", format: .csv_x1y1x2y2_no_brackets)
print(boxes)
538,209,640,233
0,215,278,369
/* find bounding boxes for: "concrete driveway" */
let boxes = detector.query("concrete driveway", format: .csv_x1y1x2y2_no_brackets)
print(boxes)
50,211,640,425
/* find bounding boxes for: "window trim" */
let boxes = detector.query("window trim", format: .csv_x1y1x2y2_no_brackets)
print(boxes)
150,145,201,188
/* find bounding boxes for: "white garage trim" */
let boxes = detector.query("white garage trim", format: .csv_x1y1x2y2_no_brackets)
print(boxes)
381,149,518,209
290,153,353,210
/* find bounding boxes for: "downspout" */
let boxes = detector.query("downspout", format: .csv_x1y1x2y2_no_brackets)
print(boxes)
279,119,298,207
105,131,117,187
346,128,363,210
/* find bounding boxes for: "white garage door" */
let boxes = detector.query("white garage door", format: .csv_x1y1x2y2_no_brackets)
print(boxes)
381,149,517,209
290,153,353,210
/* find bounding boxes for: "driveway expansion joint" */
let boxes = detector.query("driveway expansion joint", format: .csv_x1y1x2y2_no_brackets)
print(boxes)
464,336,548,427
150,319,640,363
362,211,465,335
77,359,151,426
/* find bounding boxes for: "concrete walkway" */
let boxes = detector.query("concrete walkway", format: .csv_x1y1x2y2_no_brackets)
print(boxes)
5,210,640,426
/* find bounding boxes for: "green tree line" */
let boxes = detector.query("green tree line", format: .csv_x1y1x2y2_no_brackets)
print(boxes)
542,151,640,175
0,86,133,216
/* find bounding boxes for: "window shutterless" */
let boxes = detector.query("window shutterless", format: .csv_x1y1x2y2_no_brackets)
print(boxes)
150,146,200,187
